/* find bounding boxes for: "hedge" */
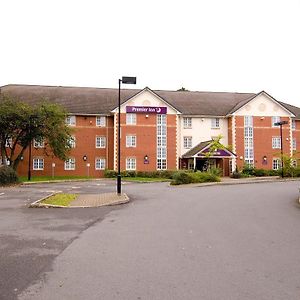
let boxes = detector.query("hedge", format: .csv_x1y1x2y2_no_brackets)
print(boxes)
0,166,19,185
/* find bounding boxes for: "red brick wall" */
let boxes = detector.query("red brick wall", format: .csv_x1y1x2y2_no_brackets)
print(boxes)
16,115,114,178
117,113,177,171
235,116,291,169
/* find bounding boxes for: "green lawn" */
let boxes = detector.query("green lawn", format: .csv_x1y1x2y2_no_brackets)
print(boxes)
20,176,90,183
41,193,77,206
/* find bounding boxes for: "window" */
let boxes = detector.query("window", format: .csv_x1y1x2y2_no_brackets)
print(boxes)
244,116,253,127
244,116,254,166
68,136,76,148
5,138,12,148
211,118,220,129
157,114,167,170
95,158,106,170
183,136,192,149
272,137,281,149
96,136,106,148
126,113,136,125
33,158,44,170
292,119,296,130
66,115,76,126
65,158,75,170
96,116,106,127
126,157,136,170
272,116,280,127
126,135,136,147
293,138,296,151
183,117,192,128
272,158,281,170
33,138,44,148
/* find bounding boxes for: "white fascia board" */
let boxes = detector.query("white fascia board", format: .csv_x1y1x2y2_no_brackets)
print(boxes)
111,87,182,114
230,91,295,117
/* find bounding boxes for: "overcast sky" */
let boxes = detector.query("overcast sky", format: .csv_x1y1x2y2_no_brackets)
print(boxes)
1,0,299,107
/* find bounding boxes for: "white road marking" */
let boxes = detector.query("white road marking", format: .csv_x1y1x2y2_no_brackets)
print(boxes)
0,193,5,196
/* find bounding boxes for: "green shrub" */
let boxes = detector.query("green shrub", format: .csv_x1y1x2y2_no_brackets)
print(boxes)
0,166,19,185
171,171,193,185
171,171,220,185
253,168,267,177
242,165,255,176
104,169,117,178
208,167,222,177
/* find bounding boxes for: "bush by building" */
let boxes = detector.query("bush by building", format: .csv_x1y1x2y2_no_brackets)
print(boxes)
170,171,220,185
0,166,19,186
104,169,178,179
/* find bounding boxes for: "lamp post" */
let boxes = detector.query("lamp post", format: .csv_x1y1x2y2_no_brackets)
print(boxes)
274,120,288,178
117,76,137,195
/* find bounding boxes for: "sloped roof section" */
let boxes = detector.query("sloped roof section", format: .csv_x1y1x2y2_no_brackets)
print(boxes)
278,101,300,119
0,84,299,117
0,85,139,115
155,90,255,116
182,140,212,158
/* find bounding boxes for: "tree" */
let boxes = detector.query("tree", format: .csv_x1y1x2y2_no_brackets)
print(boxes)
203,135,228,171
0,94,73,170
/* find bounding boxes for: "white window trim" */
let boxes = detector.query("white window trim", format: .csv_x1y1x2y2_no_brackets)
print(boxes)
126,135,136,147
272,158,281,170
33,158,44,170
126,157,136,170
183,136,192,149
64,158,76,170
293,138,296,151
211,118,220,129
272,137,281,149
66,115,76,126
96,116,106,127
69,136,76,148
96,136,106,148
183,117,192,129
33,139,45,148
95,157,106,170
272,116,281,127
126,113,136,125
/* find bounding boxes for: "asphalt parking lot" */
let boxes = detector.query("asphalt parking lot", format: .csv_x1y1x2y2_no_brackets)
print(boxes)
1,179,300,300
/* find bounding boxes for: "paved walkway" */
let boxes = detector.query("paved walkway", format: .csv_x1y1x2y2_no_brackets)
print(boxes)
69,192,129,207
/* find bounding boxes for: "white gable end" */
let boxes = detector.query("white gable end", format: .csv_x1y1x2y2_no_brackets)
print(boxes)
234,92,294,117
119,89,179,114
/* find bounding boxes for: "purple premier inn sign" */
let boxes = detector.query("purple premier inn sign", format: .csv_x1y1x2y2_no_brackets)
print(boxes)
126,106,167,114
198,148,232,157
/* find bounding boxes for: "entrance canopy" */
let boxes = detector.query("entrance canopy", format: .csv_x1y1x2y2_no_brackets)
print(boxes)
182,140,236,159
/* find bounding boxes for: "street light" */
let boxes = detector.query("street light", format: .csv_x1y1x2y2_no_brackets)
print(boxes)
117,76,137,195
274,120,288,178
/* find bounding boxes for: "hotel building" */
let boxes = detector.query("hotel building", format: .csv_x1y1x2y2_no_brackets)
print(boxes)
1,85,299,177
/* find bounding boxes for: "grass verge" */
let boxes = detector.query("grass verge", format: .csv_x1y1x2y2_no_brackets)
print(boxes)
20,176,90,183
41,193,77,206
121,177,171,182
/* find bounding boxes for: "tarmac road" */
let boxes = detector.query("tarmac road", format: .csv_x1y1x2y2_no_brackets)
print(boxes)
1,180,300,300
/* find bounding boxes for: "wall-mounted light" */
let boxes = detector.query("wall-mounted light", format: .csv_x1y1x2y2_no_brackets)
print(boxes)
145,114,149,118
144,155,148,161
83,155,87,161
239,156,243,160
20,156,24,161
260,117,265,120
262,155,267,165
144,155,149,164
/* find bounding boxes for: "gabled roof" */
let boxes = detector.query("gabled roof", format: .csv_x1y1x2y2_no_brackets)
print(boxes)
278,101,300,119
182,140,236,158
111,87,181,114
0,84,299,118
226,90,295,117
182,140,212,158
